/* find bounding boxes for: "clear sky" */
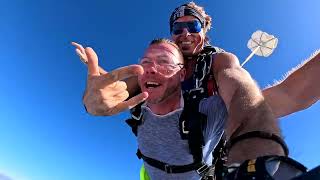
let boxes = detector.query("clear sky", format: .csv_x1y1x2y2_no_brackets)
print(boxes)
1,0,319,179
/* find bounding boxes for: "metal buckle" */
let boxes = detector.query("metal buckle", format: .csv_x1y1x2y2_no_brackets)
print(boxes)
188,87,204,99
182,120,189,134
196,164,210,175
164,164,173,174
131,113,142,120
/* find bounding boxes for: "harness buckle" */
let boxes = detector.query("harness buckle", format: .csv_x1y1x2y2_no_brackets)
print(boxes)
131,111,142,120
196,164,210,175
188,87,205,99
164,164,173,174
182,120,189,134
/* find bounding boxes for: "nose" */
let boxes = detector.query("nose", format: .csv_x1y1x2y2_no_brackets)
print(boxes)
143,64,157,74
181,28,191,36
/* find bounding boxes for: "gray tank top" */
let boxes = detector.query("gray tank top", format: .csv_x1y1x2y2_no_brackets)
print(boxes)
137,95,227,180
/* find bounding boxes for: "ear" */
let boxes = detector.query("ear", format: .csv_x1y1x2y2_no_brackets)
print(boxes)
179,68,186,82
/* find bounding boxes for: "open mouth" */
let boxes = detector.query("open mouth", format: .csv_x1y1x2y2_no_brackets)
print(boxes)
145,81,161,89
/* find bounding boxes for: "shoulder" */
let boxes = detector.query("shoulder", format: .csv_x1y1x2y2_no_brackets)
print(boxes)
213,52,241,70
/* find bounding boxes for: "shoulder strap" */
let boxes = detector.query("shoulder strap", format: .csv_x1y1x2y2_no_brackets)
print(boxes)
179,45,225,164
126,102,144,136
192,45,224,95
179,90,208,163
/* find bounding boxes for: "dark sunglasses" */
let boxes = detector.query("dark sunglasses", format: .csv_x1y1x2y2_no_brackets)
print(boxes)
171,20,202,35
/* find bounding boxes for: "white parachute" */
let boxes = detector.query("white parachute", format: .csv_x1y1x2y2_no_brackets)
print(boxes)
241,30,278,67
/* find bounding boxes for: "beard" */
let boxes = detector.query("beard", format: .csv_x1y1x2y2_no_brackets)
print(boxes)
147,80,181,104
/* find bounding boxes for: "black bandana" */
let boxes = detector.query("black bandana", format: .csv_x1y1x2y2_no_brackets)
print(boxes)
169,4,205,33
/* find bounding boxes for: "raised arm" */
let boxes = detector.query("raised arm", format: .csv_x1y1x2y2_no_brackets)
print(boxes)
262,50,320,118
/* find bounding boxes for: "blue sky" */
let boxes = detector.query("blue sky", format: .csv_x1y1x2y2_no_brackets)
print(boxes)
1,0,319,179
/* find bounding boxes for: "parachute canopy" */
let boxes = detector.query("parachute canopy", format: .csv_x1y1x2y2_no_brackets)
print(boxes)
241,30,278,67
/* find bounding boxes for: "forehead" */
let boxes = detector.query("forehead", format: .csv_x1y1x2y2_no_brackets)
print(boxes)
143,43,182,63
174,15,198,23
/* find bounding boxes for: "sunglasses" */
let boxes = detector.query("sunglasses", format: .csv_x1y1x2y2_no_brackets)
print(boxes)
171,20,202,35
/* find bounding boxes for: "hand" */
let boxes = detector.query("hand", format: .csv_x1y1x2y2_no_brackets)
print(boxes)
72,42,107,74
72,42,148,116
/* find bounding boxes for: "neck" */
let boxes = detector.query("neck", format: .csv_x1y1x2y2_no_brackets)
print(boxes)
147,90,182,115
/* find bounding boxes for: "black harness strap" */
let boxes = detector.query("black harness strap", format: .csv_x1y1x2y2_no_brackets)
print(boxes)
210,133,228,180
137,149,209,174
227,131,289,156
181,89,208,159
126,102,144,136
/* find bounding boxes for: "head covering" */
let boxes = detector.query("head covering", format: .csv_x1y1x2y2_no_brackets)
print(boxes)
169,4,205,33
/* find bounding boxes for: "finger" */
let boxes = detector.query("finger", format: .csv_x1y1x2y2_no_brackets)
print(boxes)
113,90,129,100
85,47,101,76
75,49,88,64
72,42,88,64
101,65,144,84
100,81,128,97
113,92,149,112
71,42,85,54
98,66,108,75
73,45,106,74
108,81,128,93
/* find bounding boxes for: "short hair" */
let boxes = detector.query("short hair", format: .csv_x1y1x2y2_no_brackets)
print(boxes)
149,38,184,62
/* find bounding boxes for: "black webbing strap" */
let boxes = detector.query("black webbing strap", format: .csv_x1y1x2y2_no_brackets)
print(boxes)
228,131,289,156
180,45,219,161
211,133,228,180
125,118,141,136
181,89,208,163
137,150,210,174
125,102,144,136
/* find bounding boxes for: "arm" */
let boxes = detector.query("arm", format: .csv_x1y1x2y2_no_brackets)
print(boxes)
262,50,320,118
213,52,284,163
213,52,277,138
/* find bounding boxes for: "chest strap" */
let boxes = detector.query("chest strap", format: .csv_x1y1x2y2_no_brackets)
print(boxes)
136,149,210,175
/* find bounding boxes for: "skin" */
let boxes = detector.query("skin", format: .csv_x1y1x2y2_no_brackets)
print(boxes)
263,51,320,117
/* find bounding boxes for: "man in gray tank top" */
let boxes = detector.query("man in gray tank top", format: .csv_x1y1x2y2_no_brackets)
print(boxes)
136,39,227,179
